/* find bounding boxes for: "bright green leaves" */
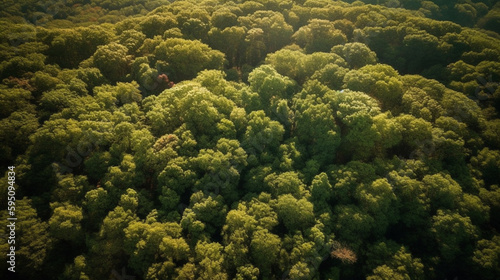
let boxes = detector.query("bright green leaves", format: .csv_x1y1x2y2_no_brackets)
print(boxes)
49,202,83,244
195,241,228,280
356,178,398,236
83,188,110,230
153,38,226,81
0,110,38,163
250,229,281,276
266,49,347,85
181,192,228,240
294,91,341,165
242,110,285,162
368,247,424,280
146,82,235,143
248,65,296,105
0,87,35,118
423,173,463,213
402,87,443,122
326,89,380,160
124,219,187,277
103,154,144,193
138,13,178,38
276,194,315,232
94,82,142,110
332,42,378,69
191,138,247,201
239,10,294,54
265,171,305,198
343,64,403,111
293,19,347,53
92,42,130,83
2,1,500,280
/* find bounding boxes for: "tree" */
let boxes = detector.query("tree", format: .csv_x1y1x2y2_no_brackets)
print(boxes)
92,42,130,83
211,8,238,29
331,42,377,69
0,111,38,164
275,194,315,232
372,112,403,155
0,199,52,279
138,13,178,38
310,63,348,90
191,138,247,202
181,192,228,240
367,247,424,280
208,26,246,67
102,154,145,199
175,8,211,40
294,83,341,165
401,87,443,121
195,241,228,280
124,218,189,277
310,172,333,213
235,264,259,280
45,26,112,69
244,28,266,66
83,188,111,231
153,38,225,81
343,64,403,111
394,114,434,158
431,209,478,262
48,202,83,244
471,148,500,187
388,171,429,228
292,19,347,53
325,89,381,160
422,173,463,213
118,29,146,54
247,65,296,105
472,235,500,279
355,178,398,237
329,161,378,204
250,229,281,276
440,88,482,129
264,171,305,198
0,87,35,118
401,31,443,73
242,110,285,162
87,204,138,279
333,204,375,249
239,10,293,53
0,52,45,78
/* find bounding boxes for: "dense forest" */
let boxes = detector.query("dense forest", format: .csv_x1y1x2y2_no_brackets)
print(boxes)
0,0,500,279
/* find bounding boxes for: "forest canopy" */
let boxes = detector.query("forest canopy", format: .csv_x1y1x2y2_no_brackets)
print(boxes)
1,0,500,279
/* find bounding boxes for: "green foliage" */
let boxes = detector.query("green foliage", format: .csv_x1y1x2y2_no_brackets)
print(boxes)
0,199,52,279
48,202,83,244
431,209,478,262
1,1,499,279
472,235,500,279
92,42,130,83
276,194,315,232
153,38,226,81
367,247,424,280
293,19,347,53
332,42,378,69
